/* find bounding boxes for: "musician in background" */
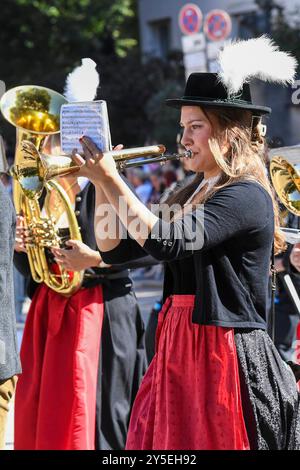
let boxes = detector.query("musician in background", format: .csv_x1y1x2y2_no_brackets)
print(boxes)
273,212,300,361
13,168,149,450
0,138,21,449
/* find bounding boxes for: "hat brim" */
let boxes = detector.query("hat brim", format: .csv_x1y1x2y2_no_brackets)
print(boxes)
165,98,271,115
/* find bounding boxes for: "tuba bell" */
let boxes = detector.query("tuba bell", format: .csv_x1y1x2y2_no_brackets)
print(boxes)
0,85,84,295
269,145,300,319
269,145,300,216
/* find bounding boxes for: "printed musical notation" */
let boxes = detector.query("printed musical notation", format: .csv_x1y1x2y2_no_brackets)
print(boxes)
60,100,112,154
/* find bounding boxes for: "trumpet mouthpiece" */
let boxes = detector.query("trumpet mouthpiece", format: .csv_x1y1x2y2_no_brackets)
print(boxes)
184,150,193,159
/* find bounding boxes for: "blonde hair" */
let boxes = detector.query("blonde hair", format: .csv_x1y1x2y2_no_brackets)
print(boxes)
167,106,285,254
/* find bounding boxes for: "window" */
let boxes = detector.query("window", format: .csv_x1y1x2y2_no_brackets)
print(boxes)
148,19,170,59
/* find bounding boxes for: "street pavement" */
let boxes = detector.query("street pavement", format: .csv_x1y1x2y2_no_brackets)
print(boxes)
4,267,163,450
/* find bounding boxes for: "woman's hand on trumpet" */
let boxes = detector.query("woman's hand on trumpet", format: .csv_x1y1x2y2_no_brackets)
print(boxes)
51,240,106,271
72,136,122,186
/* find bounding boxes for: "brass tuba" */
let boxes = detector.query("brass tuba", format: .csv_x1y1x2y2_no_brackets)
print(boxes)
0,85,84,295
269,146,300,320
269,145,300,216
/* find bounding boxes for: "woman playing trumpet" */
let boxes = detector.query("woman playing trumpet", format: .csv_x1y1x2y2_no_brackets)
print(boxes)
73,38,300,450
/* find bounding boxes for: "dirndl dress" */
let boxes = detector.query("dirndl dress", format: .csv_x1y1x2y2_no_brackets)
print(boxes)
126,294,300,450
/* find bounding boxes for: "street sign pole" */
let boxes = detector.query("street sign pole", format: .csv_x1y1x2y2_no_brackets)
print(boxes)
179,6,232,76
178,3,205,77
203,9,232,72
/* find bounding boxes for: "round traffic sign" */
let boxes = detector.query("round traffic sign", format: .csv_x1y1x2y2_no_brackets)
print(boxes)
204,9,232,41
178,3,203,35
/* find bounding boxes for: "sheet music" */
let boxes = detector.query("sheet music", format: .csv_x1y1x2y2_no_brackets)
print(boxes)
280,227,300,245
60,100,111,154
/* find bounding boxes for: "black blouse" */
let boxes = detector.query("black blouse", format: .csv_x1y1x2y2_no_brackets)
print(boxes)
100,181,274,329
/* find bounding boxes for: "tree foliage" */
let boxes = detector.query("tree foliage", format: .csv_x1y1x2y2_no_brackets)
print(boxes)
253,1,300,73
271,8,300,74
0,0,139,86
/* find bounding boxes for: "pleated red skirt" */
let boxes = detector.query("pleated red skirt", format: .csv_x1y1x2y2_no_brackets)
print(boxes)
296,323,300,363
126,295,250,450
14,283,104,450
296,323,300,392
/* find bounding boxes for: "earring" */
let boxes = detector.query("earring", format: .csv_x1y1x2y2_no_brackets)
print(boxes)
251,115,267,138
259,123,267,137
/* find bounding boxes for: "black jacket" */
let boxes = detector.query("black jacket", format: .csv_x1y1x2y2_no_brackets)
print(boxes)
100,181,274,329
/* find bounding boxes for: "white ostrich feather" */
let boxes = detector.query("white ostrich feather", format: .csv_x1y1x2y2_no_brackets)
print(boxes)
217,36,297,97
64,58,99,102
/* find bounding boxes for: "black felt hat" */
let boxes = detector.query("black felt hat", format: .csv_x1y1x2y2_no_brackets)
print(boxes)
166,72,271,115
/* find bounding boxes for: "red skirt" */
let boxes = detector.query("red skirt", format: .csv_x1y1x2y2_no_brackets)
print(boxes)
126,295,250,450
14,283,104,450
296,323,300,392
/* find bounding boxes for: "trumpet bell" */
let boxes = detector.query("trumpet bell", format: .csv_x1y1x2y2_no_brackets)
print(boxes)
0,85,67,134
15,140,80,199
269,145,300,216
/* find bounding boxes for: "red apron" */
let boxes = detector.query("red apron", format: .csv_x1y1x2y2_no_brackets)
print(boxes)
126,295,250,450
14,283,104,450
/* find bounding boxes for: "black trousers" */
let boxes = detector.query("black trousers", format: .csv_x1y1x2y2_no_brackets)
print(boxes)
274,299,299,362
95,278,147,450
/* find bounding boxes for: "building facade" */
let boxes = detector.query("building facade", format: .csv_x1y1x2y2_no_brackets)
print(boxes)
138,0,300,146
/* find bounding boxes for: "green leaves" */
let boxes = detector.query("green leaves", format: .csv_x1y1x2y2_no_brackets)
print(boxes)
0,0,138,78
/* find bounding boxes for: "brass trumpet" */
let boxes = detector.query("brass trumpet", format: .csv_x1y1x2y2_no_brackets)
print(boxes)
15,140,192,292
110,145,192,169
17,140,192,195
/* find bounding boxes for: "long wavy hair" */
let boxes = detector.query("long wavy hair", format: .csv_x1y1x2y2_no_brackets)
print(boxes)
166,106,285,254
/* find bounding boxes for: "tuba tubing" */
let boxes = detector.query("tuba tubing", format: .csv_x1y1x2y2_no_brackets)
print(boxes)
269,145,300,216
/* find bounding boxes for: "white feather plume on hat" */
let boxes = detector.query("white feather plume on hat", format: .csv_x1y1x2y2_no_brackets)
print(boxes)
64,58,99,102
217,36,297,97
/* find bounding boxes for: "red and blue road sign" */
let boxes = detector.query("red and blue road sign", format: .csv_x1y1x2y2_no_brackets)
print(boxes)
204,9,232,41
178,3,203,35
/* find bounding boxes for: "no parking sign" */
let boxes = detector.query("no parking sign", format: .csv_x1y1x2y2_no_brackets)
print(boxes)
204,9,232,41
178,3,203,35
